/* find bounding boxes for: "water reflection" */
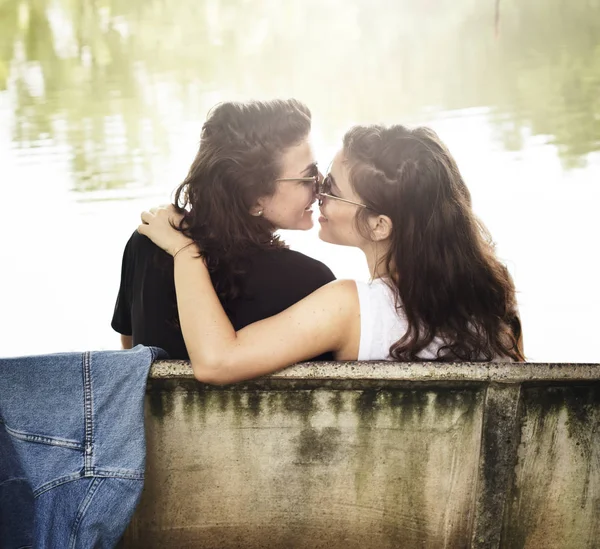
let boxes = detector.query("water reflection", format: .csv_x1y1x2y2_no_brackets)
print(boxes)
2,0,600,191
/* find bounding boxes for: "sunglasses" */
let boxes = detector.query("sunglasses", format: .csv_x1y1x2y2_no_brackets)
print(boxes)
276,173,367,208
318,174,366,208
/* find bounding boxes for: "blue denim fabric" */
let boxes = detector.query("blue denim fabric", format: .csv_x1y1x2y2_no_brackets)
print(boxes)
0,423,34,549
0,345,166,549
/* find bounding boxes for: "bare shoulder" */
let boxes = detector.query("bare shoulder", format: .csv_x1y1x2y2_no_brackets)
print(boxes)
315,279,359,306
327,278,358,289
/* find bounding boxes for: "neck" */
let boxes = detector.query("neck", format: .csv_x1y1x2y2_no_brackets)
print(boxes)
363,242,390,280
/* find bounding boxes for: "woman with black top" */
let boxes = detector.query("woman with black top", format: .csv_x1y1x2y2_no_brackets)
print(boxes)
112,99,335,359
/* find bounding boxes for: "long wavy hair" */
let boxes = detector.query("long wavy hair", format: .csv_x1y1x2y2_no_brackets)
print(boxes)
171,99,312,302
343,124,524,361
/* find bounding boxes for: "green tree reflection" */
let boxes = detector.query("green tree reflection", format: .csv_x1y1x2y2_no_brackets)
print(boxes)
1,0,599,192
470,0,600,168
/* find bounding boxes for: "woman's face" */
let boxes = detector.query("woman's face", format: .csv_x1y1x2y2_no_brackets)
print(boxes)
318,149,367,247
259,138,319,231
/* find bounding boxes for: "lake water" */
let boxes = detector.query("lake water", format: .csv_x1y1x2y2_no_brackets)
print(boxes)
1,0,599,362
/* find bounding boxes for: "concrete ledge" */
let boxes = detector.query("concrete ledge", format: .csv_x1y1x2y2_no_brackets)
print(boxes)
128,361,600,549
150,360,600,382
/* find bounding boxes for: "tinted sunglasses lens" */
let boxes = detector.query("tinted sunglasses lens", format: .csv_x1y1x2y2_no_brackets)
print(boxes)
317,179,323,206
317,175,328,206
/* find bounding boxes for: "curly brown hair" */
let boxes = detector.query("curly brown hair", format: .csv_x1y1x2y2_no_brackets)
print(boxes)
343,124,524,361
172,99,312,302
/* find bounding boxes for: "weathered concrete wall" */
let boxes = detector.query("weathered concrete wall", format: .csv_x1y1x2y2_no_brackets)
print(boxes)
500,385,600,549
122,362,600,549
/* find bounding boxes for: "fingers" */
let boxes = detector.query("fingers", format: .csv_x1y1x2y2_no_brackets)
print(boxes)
141,206,170,223
139,205,182,237
140,210,154,225
148,204,171,214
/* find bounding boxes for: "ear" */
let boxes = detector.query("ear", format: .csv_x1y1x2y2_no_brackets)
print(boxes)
369,214,393,242
250,197,267,216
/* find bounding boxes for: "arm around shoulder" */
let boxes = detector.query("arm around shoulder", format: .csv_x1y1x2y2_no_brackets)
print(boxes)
191,279,360,385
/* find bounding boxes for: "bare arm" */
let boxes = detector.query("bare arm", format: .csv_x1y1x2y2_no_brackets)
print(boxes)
172,246,359,384
138,205,360,383
120,334,133,349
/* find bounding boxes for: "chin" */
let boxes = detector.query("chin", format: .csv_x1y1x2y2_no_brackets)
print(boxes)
318,227,333,243
303,218,315,230
278,216,314,231
296,215,314,231
288,220,312,231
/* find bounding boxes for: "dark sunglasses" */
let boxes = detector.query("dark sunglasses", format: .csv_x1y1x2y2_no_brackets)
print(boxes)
318,174,367,208
276,163,321,192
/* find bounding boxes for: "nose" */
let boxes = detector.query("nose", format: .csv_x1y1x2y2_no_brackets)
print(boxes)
314,175,324,204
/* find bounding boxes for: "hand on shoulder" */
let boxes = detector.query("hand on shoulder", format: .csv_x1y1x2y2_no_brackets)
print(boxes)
138,204,194,257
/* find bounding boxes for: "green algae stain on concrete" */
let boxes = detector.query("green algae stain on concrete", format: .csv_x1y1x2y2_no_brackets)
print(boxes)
329,391,345,417
148,386,175,421
352,387,482,431
179,387,219,426
293,426,342,465
349,387,483,546
501,384,600,549
130,366,600,549
142,381,483,548
215,390,231,412
281,390,317,417
246,390,263,417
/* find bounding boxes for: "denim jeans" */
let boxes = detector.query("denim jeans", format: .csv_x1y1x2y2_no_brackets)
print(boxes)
0,422,34,549
0,345,166,549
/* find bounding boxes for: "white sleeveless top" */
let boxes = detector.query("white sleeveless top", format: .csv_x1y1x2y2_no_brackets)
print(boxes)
355,278,443,361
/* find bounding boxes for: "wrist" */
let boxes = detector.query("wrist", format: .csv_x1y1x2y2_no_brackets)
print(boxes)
173,241,196,259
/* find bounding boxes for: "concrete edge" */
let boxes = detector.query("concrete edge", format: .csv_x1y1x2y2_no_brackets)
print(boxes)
471,384,523,549
150,361,600,382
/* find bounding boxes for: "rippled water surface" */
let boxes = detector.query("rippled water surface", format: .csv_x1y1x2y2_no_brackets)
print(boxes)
1,0,599,361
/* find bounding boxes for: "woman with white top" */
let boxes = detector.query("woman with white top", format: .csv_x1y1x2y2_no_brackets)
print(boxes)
139,124,525,383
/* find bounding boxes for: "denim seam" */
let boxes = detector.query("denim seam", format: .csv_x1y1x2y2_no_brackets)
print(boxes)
92,468,144,480
32,470,144,498
33,472,84,498
82,351,94,473
1,422,83,450
0,477,30,487
68,477,104,549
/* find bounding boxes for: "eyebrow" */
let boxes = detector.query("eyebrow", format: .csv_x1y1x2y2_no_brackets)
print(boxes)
301,162,318,176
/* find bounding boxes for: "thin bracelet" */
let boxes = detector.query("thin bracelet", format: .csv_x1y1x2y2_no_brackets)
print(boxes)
173,242,195,260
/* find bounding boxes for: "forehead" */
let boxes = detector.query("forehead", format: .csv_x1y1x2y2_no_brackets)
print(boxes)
330,150,351,189
279,138,314,176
